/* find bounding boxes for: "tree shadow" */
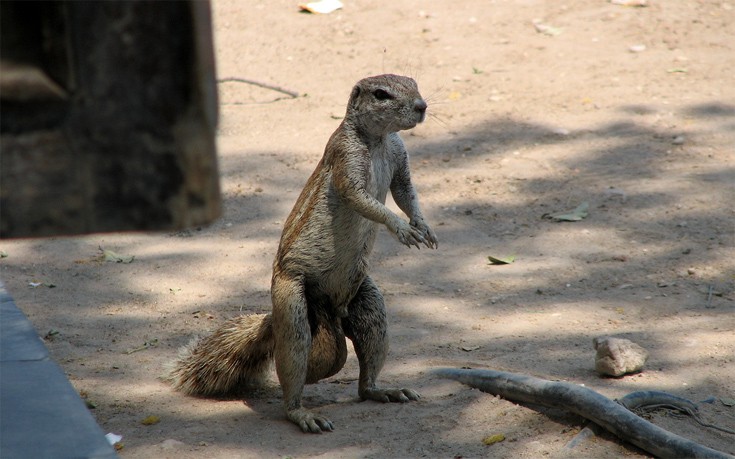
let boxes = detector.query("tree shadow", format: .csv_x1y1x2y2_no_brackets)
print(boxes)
1,99,733,457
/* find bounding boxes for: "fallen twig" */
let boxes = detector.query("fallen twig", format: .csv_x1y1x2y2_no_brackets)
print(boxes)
217,77,300,99
434,368,733,458
706,284,714,308
619,391,735,435
563,422,602,450
124,339,158,355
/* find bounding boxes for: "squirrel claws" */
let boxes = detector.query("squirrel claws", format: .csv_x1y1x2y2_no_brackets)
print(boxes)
362,387,421,403
289,408,334,434
392,218,426,249
410,218,438,249
392,217,439,250
399,388,421,401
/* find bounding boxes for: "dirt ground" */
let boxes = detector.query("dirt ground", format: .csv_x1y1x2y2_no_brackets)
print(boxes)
2,0,734,457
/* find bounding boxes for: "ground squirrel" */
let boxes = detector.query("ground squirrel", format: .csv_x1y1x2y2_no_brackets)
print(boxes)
167,74,437,433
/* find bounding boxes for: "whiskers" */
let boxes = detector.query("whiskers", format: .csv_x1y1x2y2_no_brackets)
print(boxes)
422,86,450,130
426,110,449,129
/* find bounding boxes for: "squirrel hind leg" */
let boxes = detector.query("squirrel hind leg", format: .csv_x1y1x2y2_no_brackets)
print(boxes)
342,277,389,393
343,276,419,402
166,313,275,397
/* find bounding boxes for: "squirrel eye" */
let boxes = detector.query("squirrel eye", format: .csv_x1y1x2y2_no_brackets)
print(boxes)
373,89,393,101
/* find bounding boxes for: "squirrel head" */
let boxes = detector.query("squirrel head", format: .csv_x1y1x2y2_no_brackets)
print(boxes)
346,74,427,136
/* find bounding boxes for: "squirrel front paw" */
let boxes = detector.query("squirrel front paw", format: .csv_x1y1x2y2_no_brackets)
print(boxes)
388,217,427,249
410,218,438,249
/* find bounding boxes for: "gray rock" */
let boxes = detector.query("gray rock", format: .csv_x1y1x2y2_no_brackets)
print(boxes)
593,336,649,377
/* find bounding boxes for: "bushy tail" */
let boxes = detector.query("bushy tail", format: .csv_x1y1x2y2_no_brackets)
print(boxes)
166,313,274,397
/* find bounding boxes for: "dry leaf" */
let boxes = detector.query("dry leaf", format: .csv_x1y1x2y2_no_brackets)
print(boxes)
461,345,481,352
547,202,589,222
141,415,161,425
298,0,343,14
483,433,506,445
488,255,515,265
102,249,134,263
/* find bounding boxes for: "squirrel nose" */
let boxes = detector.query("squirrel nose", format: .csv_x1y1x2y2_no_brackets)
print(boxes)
414,98,427,113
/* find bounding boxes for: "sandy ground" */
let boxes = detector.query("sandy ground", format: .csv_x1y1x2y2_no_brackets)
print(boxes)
2,0,734,457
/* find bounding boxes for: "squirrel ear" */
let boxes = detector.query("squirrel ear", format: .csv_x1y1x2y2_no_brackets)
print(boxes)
349,85,361,108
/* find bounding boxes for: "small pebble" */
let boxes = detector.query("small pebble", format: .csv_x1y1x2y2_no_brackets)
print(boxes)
629,44,646,53
611,0,647,5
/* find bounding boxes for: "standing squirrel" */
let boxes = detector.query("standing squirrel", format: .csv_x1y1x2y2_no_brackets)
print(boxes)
167,74,438,433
